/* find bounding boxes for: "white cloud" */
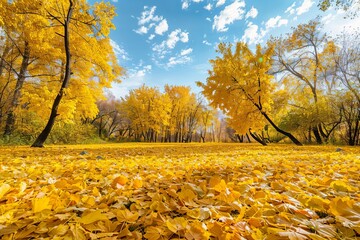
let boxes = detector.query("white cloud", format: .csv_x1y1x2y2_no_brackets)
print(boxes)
193,0,203,2
203,40,212,46
155,19,168,35
180,48,193,56
167,55,191,68
241,16,288,45
110,39,129,61
149,34,155,40
138,6,160,25
215,0,226,7
213,0,246,32
180,31,189,42
206,17,211,21
285,2,296,15
204,3,212,11
135,26,148,35
152,29,190,65
296,0,314,15
245,6,258,19
241,22,265,45
166,29,189,49
182,2,189,9
265,16,288,29
135,6,169,37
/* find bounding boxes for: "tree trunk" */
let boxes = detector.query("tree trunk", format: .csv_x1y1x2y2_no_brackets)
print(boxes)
246,133,251,143
260,110,303,146
31,0,74,147
4,41,30,136
312,125,323,144
249,129,267,146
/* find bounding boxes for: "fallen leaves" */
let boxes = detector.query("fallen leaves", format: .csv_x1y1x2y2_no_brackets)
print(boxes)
0,143,359,239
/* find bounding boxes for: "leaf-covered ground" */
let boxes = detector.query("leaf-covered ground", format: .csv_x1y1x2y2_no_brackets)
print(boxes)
0,143,359,239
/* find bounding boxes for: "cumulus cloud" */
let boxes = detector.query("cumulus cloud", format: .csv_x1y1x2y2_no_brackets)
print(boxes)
241,16,288,45
138,6,160,25
181,0,204,9
135,26,148,35
285,2,296,15
166,29,189,49
215,0,226,7
203,40,212,46
241,22,264,45
265,16,288,29
180,48,193,56
155,19,169,35
135,6,168,36
152,29,190,63
167,55,191,68
213,0,246,32
204,3,212,11
245,6,258,19
296,0,314,15
182,2,189,9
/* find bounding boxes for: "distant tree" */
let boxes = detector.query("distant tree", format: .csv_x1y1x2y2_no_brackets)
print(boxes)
123,85,171,142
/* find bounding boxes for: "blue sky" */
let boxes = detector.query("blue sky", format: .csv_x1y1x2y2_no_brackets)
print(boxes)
102,0,360,98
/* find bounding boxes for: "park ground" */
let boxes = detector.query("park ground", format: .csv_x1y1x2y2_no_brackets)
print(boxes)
0,143,359,239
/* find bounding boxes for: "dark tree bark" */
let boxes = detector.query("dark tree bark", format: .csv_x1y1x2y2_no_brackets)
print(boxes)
4,41,30,136
312,125,323,144
249,129,267,146
31,0,74,147
260,110,303,146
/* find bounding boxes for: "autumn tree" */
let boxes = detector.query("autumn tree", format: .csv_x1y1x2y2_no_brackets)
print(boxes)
122,85,171,142
0,0,53,136
334,33,360,145
270,20,339,144
198,42,302,146
28,0,121,147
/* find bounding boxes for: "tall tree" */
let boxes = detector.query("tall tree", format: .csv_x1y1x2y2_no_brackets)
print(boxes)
198,42,302,146
271,20,337,144
334,33,360,145
31,0,121,147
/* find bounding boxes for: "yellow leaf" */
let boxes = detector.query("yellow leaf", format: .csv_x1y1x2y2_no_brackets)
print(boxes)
32,197,52,213
48,224,69,237
144,226,168,240
166,217,187,233
0,183,11,198
251,228,263,240
331,180,354,192
78,210,108,224
116,209,139,223
213,179,227,193
133,177,143,188
70,223,87,240
178,188,197,206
